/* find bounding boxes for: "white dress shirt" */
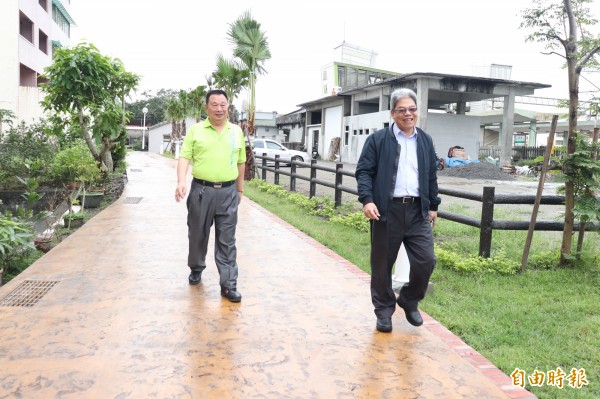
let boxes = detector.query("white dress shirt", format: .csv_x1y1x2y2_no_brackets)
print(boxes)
392,123,420,198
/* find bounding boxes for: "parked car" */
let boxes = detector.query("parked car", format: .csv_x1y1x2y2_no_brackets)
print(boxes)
252,139,310,165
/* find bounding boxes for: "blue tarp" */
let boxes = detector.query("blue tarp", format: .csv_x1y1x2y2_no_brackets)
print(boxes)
444,157,480,168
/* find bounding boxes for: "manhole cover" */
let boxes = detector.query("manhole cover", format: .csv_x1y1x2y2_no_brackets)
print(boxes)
123,197,143,204
0,280,60,307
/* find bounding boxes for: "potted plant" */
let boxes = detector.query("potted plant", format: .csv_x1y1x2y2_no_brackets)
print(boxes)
63,211,86,228
50,142,103,209
79,183,105,209
32,233,53,253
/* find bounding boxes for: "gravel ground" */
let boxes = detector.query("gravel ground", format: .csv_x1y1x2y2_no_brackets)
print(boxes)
437,161,514,181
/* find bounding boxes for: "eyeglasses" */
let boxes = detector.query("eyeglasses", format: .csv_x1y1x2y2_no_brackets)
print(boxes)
393,107,418,114
209,103,228,109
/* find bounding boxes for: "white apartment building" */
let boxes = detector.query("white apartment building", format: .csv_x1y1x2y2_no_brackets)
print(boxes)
0,0,74,124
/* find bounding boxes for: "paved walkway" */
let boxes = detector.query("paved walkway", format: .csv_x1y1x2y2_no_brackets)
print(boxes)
0,152,535,398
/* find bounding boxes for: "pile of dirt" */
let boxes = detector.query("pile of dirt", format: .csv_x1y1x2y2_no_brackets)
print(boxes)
437,161,514,181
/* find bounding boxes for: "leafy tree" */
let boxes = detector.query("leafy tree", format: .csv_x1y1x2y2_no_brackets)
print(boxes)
40,42,139,174
227,10,271,135
521,0,600,265
126,88,179,126
211,54,249,122
0,109,16,135
560,133,600,257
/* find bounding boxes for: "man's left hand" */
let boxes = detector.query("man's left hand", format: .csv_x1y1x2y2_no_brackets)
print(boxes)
428,211,438,228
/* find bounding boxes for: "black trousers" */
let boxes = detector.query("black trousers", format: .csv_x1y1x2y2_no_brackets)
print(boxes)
370,200,436,318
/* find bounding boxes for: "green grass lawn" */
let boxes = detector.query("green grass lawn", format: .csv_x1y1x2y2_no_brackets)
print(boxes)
246,182,599,399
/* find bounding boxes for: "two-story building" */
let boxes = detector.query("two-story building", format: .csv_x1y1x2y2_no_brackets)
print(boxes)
0,0,74,125
298,72,551,166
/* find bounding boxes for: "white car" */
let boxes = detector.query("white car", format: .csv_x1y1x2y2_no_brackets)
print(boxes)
252,139,310,165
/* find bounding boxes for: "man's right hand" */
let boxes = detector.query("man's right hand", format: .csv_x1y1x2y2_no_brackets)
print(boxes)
363,203,380,220
175,183,187,202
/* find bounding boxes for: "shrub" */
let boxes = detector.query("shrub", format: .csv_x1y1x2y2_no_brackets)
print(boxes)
49,141,101,186
111,128,128,170
435,245,519,275
330,211,370,233
0,121,58,188
0,211,35,284
528,250,560,269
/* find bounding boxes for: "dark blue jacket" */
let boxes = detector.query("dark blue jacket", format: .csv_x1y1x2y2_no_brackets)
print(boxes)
355,125,441,222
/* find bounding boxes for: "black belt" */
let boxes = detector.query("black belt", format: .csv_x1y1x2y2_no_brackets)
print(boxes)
392,196,420,203
193,178,236,188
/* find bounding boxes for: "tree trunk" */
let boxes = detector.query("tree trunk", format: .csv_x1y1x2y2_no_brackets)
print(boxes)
78,109,109,173
559,46,579,267
101,137,114,173
229,105,236,123
170,120,177,155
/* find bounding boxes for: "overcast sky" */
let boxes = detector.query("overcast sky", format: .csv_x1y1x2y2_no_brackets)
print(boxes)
71,0,599,115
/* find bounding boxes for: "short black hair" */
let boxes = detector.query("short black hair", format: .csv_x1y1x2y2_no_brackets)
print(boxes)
205,89,228,104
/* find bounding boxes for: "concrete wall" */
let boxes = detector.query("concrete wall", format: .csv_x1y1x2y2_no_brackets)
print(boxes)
426,113,481,160
341,111,480,163
278,124,303,143
323,105,342,160
0,1,19,114
343,110,390,163
148,123,170,154
18,86,43,123
255,126,283,142
147,117,196,154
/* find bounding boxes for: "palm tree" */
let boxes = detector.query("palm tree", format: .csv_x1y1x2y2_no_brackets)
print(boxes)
165,97,185,154
187,85,206,123
177,90,189,135
227,10,271,136
212,54,249,123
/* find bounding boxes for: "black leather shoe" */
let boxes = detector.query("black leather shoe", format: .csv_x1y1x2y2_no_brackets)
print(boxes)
188,271,201,285
397,298,423,327
376,317,392,332
221,288,242,303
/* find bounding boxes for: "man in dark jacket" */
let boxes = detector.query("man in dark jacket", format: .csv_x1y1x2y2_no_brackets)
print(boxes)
355,88,441,332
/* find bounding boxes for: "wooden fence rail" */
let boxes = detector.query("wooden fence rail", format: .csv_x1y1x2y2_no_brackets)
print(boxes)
255,154,598,257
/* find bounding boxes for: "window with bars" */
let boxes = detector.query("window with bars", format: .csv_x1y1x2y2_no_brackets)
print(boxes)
52,5,71,37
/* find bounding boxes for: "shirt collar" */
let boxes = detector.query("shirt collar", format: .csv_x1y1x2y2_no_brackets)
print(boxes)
392,123,417,139
202,118,229,131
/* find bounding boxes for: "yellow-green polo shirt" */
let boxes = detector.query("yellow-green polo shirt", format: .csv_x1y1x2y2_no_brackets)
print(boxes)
180,119,246,182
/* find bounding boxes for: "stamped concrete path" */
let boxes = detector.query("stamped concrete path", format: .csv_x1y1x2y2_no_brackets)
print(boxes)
0,152,536,399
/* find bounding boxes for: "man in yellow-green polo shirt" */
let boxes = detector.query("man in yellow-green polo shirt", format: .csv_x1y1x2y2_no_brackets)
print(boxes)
175,89,246,302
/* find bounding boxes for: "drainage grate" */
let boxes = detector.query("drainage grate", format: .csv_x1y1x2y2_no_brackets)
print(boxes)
130,168,143,172
123,197,143,204
0,280,59,307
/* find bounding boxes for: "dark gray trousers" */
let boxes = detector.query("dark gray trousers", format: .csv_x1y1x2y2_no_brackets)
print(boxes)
370,200,435,319
186,181,239,290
